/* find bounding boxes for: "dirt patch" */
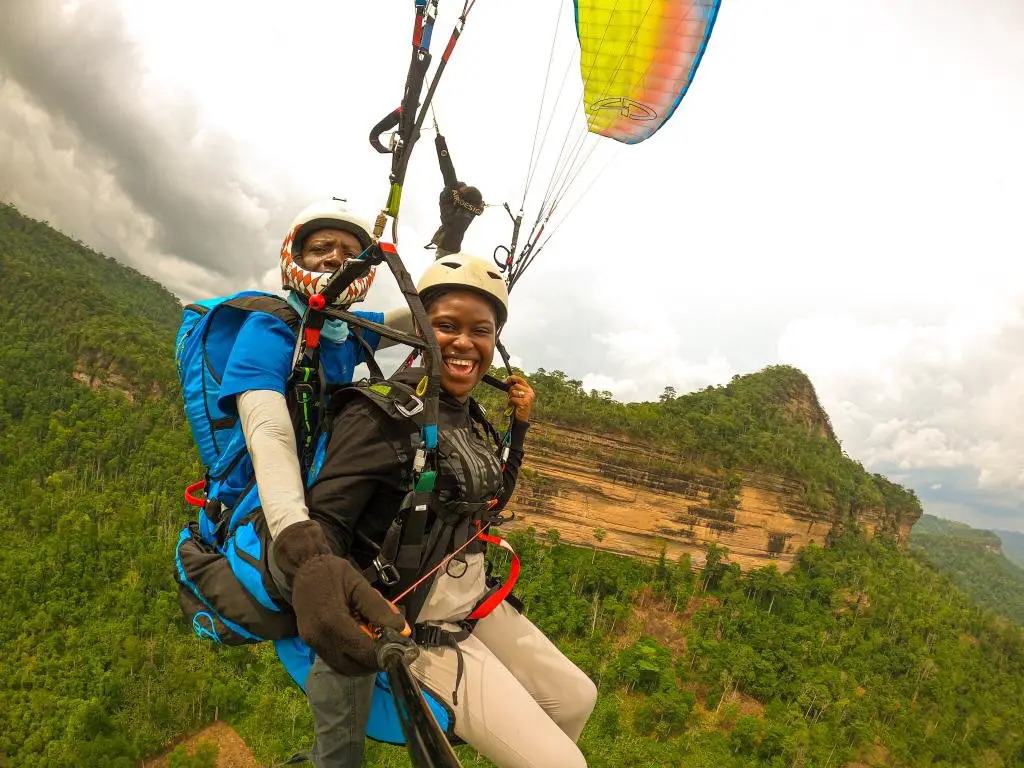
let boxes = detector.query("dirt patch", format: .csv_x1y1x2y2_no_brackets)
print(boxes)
723,688,765,719
843,740,891,767
141,722,260,768
835,590,871,616
681,595,718,620
613,589,690,657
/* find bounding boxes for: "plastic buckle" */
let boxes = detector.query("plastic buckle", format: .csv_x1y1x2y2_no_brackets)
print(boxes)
293,382,315,403
374,556,401,587
395,395,424,417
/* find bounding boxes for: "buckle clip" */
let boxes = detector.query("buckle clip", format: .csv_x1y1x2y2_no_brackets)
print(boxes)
413,448,426,473
374,556,401,587
395,395,424,417
293,382,316,403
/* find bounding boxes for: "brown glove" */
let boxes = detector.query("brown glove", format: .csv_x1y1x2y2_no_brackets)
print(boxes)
273,520,407,676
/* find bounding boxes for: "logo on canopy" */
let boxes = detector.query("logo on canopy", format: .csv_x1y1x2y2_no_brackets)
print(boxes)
588,97,658,121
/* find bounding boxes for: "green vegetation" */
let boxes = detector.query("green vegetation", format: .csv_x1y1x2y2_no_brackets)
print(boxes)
994,528,1024,569
475,366,921,529
482,529,1024,768
911,514,1024,625
167,742,219,768
2,204,1021,767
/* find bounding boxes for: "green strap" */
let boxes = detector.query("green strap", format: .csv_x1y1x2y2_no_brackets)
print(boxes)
415,471,437,493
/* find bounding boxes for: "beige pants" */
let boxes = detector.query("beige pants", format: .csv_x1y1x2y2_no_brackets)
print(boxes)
410,600,598,768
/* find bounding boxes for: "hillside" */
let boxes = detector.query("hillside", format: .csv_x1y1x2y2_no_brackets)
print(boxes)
0,204,294,766
5,203,1022,768
994,528,1024,568
475,368,922,571
911,514,1024,625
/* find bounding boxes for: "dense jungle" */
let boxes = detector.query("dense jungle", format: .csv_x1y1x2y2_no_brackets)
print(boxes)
2,204,1022,767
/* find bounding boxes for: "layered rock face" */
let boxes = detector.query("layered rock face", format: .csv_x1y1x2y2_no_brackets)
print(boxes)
505,422,919,572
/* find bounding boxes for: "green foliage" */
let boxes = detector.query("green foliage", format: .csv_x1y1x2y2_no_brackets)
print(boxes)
3,205,1022,767
911,515,1024,624
167,742,218,768
475,365,921,525
0,205,298,766
478,530,1024,767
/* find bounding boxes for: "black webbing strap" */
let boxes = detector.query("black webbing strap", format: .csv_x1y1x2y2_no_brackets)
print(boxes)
413,623,472,705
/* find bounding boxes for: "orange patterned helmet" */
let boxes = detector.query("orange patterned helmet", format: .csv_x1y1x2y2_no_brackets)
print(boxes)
280,200,376,306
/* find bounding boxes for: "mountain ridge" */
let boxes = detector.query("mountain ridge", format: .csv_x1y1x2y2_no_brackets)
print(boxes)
5,203,1024,768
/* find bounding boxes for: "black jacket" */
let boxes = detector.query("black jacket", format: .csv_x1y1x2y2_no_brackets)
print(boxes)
307,377,529,571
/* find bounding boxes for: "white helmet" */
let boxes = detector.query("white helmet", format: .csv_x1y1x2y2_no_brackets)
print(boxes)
280,200,376,306
417,253,509,327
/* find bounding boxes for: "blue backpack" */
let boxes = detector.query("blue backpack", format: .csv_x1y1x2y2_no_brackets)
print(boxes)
171,290,459,746
173,291,304,647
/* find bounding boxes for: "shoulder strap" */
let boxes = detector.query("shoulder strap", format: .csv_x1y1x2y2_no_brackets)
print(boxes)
349,326,384,380
467,398,504,450
221,294,301,334
325,377,441,613
329,377,426,424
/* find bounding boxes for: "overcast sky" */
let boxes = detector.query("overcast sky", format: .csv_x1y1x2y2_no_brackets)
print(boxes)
1,0,1022,533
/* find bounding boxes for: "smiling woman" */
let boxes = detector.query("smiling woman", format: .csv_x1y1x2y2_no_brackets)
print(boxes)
264,252,594,768
417,254,508,397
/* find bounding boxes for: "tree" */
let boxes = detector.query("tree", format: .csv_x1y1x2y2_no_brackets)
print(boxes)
592,528,606,563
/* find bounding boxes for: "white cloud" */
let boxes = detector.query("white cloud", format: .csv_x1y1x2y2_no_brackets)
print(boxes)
778,300,1024,510
1,0,1023,532
580,373,639,402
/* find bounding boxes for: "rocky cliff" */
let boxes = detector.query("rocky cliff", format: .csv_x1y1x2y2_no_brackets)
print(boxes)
503,387,920,572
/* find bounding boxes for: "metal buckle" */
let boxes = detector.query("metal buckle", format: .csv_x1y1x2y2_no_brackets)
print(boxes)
374,556,401,587
395,395,424,417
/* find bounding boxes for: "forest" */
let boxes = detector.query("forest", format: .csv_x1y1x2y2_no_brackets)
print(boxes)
1,203,1022,767
472,360,921,527
910,515,1024,625
992,528,1024,569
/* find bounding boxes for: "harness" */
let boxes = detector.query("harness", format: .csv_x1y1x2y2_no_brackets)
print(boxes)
328,378,521,633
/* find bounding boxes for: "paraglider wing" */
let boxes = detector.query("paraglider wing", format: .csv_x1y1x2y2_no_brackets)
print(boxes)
574,0,721,144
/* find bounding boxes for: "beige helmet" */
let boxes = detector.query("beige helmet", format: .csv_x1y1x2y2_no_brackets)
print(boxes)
417,253,509,327
279,200,376,306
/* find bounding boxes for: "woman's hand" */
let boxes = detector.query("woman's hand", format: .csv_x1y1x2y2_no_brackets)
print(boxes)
505,375,535,422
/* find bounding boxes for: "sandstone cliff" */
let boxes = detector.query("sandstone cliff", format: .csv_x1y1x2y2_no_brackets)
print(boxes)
503,376,921,572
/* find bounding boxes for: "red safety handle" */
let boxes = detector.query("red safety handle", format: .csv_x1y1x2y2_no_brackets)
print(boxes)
184,479,207,508
467,532,520,620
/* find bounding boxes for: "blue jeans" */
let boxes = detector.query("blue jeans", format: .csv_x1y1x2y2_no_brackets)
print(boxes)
305,658,376,768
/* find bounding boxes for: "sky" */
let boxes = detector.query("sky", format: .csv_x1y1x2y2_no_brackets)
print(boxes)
1,0,1022,532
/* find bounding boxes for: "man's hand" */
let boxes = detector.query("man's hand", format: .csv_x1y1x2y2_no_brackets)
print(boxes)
272,520,410,675
292,554,410,675
430,182,484,256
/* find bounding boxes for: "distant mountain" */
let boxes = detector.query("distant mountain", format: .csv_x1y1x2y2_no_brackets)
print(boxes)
912,514,1004,551
993,528,1024,568
910,514,1024,624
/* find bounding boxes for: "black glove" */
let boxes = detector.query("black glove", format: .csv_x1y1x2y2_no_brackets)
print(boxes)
429,182,483,255
272,520,408,676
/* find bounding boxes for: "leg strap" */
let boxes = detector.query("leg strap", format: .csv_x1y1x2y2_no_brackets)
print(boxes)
413,623,473,706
